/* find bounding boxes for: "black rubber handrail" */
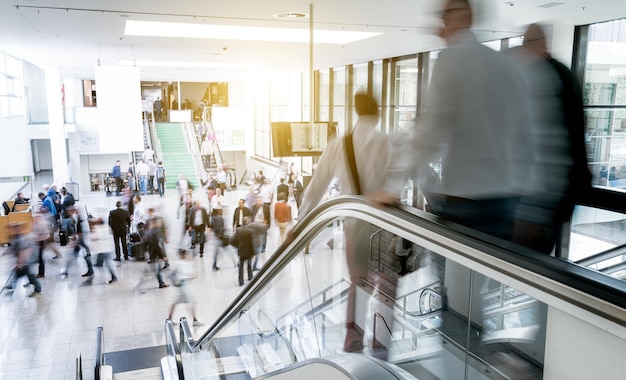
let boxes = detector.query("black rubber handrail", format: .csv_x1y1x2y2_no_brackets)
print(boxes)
94,327,104,380
193,196,626,351
165,320,184,379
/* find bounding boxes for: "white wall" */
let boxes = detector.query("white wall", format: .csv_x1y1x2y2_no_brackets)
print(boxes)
0,116,33,177
95,66,143,153
544,307,626,379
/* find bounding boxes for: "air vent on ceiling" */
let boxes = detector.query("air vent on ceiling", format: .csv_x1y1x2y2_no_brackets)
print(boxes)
538,2,564,8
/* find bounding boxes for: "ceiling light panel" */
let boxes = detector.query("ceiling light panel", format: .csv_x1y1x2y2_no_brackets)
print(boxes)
124,20,380,44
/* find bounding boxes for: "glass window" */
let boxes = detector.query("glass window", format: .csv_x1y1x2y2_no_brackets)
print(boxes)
584,19,626,185
332,67,346,136
0,51,23,117
393,57,418,134
318,69,330,123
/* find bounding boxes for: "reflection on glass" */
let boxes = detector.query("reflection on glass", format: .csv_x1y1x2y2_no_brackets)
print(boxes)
185,214,548,379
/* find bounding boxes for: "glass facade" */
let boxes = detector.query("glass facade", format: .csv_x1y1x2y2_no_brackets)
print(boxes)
0,51,23,118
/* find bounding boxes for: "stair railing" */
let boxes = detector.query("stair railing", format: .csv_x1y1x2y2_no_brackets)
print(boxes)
182,122,206,186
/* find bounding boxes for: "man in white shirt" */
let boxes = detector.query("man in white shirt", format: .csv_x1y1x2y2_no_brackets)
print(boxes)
297,92,392,352
142,146,154,162
135,159,150,195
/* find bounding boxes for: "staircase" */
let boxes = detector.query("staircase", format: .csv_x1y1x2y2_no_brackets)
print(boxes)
154,123,200,190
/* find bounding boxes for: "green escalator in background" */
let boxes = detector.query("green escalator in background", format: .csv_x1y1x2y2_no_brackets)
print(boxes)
154,123,200,190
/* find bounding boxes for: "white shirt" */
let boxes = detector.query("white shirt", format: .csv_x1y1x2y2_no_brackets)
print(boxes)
211,194,224,210
298,114,391,218
384,30,531,199
142,149,154,162
136,162,150,177
259,184,273,203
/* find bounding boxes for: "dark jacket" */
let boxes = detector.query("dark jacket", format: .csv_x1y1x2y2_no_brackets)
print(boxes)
108,207,130,235
187,206,209,230
277,183,289,198
232,206,252,228
232,225,255,260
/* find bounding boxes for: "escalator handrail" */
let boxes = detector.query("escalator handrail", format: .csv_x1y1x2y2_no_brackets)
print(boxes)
94,327,104,380
575,242,626,267
179,318,197,354
194,196,626,350
165,320,184,379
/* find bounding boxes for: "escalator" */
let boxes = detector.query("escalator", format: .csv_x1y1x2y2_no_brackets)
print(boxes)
95,196,626,379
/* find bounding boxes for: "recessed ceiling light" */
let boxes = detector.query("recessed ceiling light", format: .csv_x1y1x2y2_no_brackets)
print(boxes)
124,20,380,44
538,2,564,8
273,12,309,20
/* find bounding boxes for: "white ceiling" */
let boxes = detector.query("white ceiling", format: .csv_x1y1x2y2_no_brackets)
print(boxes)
1,0,625,82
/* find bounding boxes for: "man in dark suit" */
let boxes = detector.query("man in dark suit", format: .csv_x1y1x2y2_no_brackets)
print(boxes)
108,201,130,261
232,216,255,286
292,175,304,209
232,199,252,231
187,200,209,257
276,178,289,202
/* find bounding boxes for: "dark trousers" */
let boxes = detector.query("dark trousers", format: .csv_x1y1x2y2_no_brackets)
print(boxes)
37,240,46,276
15,265,41,292
427,194,520,241
113,233,128,259
73,236,93,274
238,257,253,286
192,227,206,253
114,176,123,195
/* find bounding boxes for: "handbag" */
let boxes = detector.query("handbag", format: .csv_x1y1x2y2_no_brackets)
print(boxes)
343,133,361,195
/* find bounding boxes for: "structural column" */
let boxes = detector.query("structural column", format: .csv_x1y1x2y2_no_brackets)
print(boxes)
45,67,69,184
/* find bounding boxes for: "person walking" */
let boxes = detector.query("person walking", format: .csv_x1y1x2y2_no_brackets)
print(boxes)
232,217,255,286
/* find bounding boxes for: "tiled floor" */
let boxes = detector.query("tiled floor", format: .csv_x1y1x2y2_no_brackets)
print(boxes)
0,173,290,380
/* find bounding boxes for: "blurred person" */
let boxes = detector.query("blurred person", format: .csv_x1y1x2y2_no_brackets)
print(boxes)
298,92,391,352
127,161,137,193
210,192,226,270
147,159,157,194
210,187,225,216
33,210,61,278
177,174,189,199
250,197,269,271
63,206,93,278
146,207,170,269
509,23,592,253
204,173,218,201
131,195,146,234
277,178,289,201
108,201,130,261
111,160,123,196
376,0,531,242
232,198,252,231
292,175,304,210
85,217,118,285
232,216,255,286
244,186,258,210
274,192,292,243
136,214,170,291
154,98,162,121
59,186,75,219
187,199,209,257
216,166,228,192
156,161,167,197
201,136,214,169
7,223,41,297
136,159,150,195
13,192,30,210
168,249,202,325
259,178,273,228
142,145,155,162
